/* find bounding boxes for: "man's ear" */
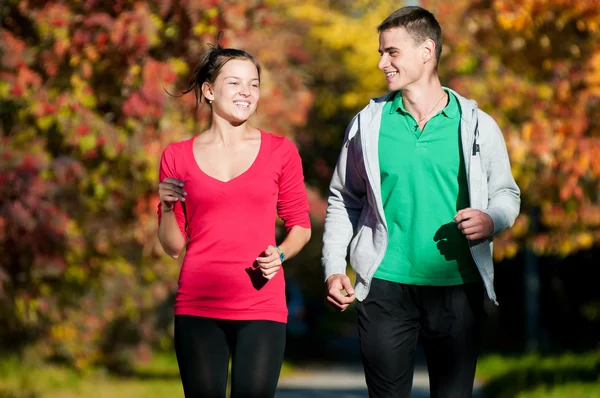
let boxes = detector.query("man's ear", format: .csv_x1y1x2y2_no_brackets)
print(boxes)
422,38,436,63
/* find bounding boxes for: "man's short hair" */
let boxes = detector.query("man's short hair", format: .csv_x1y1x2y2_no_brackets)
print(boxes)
378,6,442,65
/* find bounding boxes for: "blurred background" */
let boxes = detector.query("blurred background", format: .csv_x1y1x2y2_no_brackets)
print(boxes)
1,0,599,397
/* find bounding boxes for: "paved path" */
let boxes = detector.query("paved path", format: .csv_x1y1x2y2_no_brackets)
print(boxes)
276,365,484,398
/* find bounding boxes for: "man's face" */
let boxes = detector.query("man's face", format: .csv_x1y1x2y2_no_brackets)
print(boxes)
378,27,426,91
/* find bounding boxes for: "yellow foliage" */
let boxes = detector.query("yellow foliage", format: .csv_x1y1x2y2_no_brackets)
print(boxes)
205,7,219,19
168,58,189,77
284,0,395,112
575,232,594,250
150,13,164,31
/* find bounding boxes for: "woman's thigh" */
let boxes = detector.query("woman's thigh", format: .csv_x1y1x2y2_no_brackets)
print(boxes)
229,320,286,398
174,315,230,398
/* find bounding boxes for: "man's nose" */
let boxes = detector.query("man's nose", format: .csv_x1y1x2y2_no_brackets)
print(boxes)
378,54,388,70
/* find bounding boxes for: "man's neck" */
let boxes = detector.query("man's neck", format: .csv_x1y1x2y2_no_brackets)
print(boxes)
401,79,446,122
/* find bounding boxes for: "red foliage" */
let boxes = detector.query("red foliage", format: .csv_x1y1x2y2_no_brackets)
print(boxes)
0,0,312,368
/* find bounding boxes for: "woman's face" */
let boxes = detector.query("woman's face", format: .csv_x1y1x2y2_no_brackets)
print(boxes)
204,59,260,125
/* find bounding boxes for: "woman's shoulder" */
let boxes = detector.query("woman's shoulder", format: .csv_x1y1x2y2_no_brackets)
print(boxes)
161,137,193,158
260,130,297,153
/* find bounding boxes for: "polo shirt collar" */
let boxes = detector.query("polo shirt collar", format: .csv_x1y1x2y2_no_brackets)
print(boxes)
390,89,459,119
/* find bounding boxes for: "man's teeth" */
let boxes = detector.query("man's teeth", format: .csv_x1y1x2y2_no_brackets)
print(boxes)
386,71,397,77
234,101,250,108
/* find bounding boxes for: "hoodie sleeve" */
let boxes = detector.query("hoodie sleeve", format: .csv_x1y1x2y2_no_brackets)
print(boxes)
478,111,521,235
321,114,367,281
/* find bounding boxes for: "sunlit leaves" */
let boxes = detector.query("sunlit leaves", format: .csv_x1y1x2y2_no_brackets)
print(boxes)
1,0,312,368
425,0,600,258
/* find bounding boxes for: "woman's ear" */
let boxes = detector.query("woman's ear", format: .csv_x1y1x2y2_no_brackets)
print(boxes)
201,81,214,102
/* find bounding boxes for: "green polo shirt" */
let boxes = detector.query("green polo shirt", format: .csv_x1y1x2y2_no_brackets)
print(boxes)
374,89,478,285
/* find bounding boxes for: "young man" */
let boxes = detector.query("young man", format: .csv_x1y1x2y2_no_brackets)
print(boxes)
322,6,520,398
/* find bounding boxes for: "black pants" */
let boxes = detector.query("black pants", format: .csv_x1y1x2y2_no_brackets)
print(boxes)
356,279,485,398
174,315,286,398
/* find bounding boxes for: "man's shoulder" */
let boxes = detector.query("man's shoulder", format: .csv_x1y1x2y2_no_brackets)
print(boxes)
445,87,498,128
476,108,500,131
353,92,394,120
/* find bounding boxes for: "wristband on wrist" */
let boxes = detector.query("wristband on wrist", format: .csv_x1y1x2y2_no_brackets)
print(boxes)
275,246,285,262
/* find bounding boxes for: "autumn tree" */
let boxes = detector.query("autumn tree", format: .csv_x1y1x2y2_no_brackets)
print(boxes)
286,0,600,260
280,0,394,193
0,0,312,369
420,0,600,260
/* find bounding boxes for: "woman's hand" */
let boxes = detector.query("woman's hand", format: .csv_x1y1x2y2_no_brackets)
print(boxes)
159,178,186,212
256,245,281,279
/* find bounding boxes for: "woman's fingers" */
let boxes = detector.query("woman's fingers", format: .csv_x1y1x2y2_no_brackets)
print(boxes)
163,178,184,187
161,193,182,203
261,266,281,279
159,179,186,203
256,249,281,279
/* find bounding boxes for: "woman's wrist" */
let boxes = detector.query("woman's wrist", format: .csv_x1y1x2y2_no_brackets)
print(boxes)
161,202,174,213
275,246,286,262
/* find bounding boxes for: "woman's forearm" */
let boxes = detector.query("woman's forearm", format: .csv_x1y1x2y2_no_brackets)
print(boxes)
277,225,311,262
158,207,186,258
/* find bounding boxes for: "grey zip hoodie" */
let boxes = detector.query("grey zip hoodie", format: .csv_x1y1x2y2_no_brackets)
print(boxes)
321,89,521,304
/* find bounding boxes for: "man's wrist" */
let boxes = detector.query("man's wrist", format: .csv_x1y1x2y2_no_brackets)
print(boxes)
161,203,174,213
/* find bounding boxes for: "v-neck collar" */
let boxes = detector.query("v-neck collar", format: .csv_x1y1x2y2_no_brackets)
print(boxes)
186,130,270,186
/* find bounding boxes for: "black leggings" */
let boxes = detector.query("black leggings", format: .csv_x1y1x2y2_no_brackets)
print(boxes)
174,315,286,398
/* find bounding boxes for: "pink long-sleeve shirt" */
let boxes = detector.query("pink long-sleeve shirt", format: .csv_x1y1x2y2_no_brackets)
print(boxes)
157,131,310,323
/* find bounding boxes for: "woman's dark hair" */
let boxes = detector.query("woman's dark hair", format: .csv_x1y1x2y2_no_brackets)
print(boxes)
176,33,261,108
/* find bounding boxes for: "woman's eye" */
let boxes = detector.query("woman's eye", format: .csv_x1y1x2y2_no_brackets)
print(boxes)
229,82,238,85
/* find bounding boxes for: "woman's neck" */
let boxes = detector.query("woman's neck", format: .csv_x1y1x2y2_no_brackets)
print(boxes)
204,116,257,146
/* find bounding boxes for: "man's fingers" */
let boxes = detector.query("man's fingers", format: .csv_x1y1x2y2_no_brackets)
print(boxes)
341,278,355,296
462,225,482,235
457,219,477,231
326,296,350,311
466,232,484,240
454,208,477,224
328,288,355,305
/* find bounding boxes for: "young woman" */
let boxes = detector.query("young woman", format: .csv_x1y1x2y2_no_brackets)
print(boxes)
157,43,312,398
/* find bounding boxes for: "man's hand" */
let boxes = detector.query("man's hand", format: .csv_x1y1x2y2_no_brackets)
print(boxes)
256,245,281,280
454,208,494,240
326,274,355,311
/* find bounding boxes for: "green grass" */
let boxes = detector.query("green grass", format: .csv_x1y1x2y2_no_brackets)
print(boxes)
0,353,182,398
4,349,599,397
476,350,600,398
0,352,295,398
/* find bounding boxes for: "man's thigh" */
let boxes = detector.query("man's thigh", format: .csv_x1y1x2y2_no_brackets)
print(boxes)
420,283,485,398
356,278,420,398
